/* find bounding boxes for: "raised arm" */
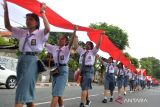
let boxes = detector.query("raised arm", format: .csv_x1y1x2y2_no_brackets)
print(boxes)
95,32,103,49
40,3,50,35
68,25,78,49
96,55,105,65
3,0,12,32
115,52,122,64
73,27,79,49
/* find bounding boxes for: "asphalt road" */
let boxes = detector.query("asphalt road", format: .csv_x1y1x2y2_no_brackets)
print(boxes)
0,84,160,107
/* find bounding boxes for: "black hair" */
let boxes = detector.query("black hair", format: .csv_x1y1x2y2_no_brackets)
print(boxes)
63,33,69,42
86,41,94,49
108,57,113,63
26,13,40,29
58,33,69,45
118,62,124,69
109,57,113,61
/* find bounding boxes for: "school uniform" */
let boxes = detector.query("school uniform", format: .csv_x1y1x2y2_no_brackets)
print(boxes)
12,27,49,103
123,68,130,87
76,46,98,90
116,68,125,89
128,72,135,91
103,62,116,91
134,75,139,87
46,44,70,96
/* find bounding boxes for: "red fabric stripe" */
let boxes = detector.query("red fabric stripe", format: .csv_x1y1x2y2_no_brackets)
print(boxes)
7,0,136,71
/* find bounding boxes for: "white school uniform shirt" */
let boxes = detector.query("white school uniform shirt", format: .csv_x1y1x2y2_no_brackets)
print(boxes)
139,74,144,80
132,73,136,80
46,44,70,64
117,68,125,76
76,46,98,65
124,68,130,76
128,72,133,80
103,62,116,73
12,27,49,52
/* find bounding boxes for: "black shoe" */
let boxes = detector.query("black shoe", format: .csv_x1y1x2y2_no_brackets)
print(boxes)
110,98,113,102
86,100,91,107
102,99,107,103
79,103,85,107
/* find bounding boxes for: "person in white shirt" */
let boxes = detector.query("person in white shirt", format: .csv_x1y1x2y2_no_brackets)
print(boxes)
98,56,117,103
74,32,102,107
3,1,50,107
116,62,125,99
128,71,135,92
139,74,145,90
123,67,130,95
45,26,77,107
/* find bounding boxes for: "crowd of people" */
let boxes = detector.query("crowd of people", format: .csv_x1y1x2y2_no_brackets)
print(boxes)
1,1,155,107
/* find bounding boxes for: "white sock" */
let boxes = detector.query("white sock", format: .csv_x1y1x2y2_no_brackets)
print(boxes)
60,106,64,107
104,96,108,99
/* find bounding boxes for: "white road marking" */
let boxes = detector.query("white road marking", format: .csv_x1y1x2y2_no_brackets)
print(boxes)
33,91,118,106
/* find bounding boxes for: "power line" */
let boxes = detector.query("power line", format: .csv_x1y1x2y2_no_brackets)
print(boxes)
0,27,5,30
0,14,25,27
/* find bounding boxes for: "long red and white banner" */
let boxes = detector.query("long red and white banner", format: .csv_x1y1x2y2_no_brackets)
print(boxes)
6,0,137,72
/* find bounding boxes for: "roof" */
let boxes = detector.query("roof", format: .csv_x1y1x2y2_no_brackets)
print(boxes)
0,31,12,37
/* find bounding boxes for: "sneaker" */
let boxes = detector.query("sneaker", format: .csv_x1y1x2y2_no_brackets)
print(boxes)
86,100,91,107
110,98,113,102
102,99,107,103
79,103,85,107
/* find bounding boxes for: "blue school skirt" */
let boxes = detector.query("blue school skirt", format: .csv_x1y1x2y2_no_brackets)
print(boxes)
124,76,129,87
80,66,94,91
104,73,116,91
52,66,68,97
117,76,124,89
15,55,38,104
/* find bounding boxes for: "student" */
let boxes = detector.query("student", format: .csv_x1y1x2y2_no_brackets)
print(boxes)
45,26,77,107
123,66,130,95
98,56,117,103
128,70,134,93
74,33,102,107
3,1,50,107
133,74,138,91
116,62,125,99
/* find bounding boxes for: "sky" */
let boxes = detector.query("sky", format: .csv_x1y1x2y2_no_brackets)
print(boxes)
0,0,160,60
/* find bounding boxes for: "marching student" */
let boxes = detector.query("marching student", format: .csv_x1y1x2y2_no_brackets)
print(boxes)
116,62,125,99
133,74,138,91
140,75,145,90
123,66,130,95
3,1,50,107
74,32,102,107
45,26,77,107
98,56,117,103
128,70,134,93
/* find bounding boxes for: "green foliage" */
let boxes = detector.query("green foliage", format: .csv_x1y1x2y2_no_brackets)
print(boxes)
68,58,79,72
89,22,129,50
124,52,139,68
0,37,12,45
48,32,72,45
140,57,160,78
38,49,47,60
130,57,139,68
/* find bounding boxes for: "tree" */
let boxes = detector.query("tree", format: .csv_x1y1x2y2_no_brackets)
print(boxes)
0,37,13,46
89,22,129,50
140,57,160,78
124,52,139,68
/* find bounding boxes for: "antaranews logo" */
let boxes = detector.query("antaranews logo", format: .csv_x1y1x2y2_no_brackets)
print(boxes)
115,96,148,104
